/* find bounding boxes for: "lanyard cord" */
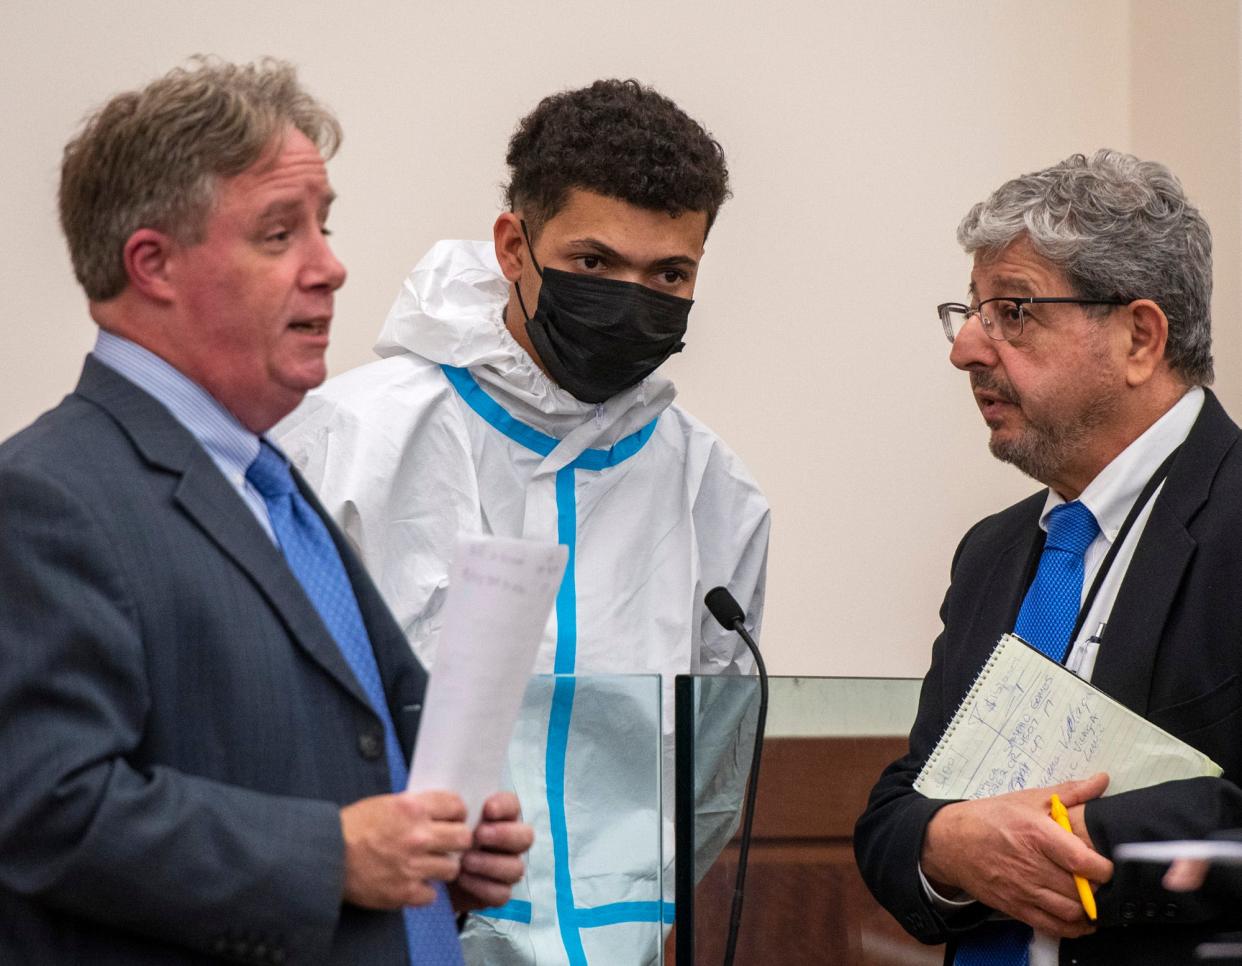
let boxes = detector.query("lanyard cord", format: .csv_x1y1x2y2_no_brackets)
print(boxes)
1066,445,1182,647
1013,445,1183,652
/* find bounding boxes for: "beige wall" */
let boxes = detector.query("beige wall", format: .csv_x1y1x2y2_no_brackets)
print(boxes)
3,1,1237,676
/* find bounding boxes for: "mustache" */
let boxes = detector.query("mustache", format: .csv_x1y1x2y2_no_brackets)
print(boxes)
970,370,1020,405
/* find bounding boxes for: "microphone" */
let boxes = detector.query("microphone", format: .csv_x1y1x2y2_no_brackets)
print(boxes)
704,586,747,631
704,586,768,966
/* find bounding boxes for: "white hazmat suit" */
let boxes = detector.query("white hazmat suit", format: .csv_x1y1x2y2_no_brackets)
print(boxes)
275,239,770,964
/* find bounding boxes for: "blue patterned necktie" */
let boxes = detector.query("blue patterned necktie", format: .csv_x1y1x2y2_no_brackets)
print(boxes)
1012,501,1100,663
954,500,1099,966
247,440,463,966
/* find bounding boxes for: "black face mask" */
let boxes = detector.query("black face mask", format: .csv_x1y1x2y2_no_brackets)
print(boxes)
515,224,692,404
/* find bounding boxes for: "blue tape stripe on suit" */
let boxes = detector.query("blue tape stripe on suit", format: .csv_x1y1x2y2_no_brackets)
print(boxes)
548,677,586,963
441,365,657,469
477,899,533,923
440,364,558,456
553,467,578,675
442,364,662,957
548,465,587,962
574,901,676,928
570,419,658,470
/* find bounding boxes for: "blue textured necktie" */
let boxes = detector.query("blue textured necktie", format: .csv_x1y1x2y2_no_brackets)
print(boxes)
1013,501,1100,663
954,500,1099,966
247,440,463,966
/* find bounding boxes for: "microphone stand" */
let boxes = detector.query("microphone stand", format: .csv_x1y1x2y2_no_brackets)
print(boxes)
704,587,769,966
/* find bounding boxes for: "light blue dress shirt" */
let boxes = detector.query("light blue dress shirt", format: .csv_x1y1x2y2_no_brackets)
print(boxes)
91,330,278,542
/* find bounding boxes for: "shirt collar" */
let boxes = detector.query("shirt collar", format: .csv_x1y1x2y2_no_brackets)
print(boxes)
1039,386,1204,540
91,330,262,475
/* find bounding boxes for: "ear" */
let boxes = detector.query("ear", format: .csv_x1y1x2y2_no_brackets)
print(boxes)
1121,299,1170,387
122,228,178,303
493,212,527,283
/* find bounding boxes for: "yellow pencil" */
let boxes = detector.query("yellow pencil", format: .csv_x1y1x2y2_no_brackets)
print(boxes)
1050,793,1097,921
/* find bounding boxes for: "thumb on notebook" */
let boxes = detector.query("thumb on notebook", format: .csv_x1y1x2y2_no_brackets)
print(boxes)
1051,772,1111,807
1048,772,1110,853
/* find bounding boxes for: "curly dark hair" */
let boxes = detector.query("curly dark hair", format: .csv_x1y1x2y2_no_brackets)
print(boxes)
504,79,730,238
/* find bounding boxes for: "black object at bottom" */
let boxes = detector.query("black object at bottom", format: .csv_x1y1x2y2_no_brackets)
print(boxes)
675,674,696,966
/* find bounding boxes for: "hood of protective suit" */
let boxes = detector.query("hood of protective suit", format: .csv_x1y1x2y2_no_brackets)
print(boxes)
373,239,676,445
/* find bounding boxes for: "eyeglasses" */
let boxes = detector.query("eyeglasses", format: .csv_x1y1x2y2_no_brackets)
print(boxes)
937,297,1128,344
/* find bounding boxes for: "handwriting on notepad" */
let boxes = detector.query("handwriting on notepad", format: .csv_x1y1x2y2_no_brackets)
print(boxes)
914,634,1221,801
968,664,1111,795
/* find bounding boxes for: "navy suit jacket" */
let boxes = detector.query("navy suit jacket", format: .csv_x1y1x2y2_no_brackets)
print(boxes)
0,357,427,964
855,390,1242,965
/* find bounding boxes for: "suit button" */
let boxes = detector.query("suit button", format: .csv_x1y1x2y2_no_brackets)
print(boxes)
1143,901,1158,919
254,942,268,960
232,939,250,957
272,949,287,964
212,937,229,955
1163,902,1179,919
1121,901,1137,920
358,730,383,760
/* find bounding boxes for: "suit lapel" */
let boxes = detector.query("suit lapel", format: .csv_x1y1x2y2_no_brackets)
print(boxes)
1090,513,1194,713
172,454,373,710
965,500,1046,671
1090,390,1238,714
75,357,373,710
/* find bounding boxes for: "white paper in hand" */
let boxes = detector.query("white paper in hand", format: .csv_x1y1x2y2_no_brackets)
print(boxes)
407,534,567,825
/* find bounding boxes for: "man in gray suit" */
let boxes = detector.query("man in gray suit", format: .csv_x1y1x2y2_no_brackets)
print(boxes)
0,58,531,964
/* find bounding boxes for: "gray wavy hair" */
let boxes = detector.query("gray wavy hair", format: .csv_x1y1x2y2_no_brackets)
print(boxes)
60,56,342,301
957,149,1213,385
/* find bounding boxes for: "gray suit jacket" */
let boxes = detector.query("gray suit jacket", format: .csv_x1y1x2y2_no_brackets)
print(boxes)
0,357,428,964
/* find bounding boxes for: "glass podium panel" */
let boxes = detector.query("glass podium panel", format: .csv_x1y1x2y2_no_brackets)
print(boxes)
673,675,929,966
462,674,666,966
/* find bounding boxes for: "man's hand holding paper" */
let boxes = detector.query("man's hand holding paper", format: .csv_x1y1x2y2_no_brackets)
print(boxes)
340,791,473,910
339,786,535,915
450,791,536,912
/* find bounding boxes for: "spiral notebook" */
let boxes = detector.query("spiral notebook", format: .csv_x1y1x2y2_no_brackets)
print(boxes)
913,633,1222,800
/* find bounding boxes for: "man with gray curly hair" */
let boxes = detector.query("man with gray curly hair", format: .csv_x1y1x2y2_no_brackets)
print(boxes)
0,57,530,965
856,150,1242,965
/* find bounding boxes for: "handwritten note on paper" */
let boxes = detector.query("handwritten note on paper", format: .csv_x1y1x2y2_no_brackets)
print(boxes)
914,634,1221,801
407,534,567,825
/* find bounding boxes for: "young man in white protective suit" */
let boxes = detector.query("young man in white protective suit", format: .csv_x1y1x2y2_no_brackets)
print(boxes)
276,78,770,965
